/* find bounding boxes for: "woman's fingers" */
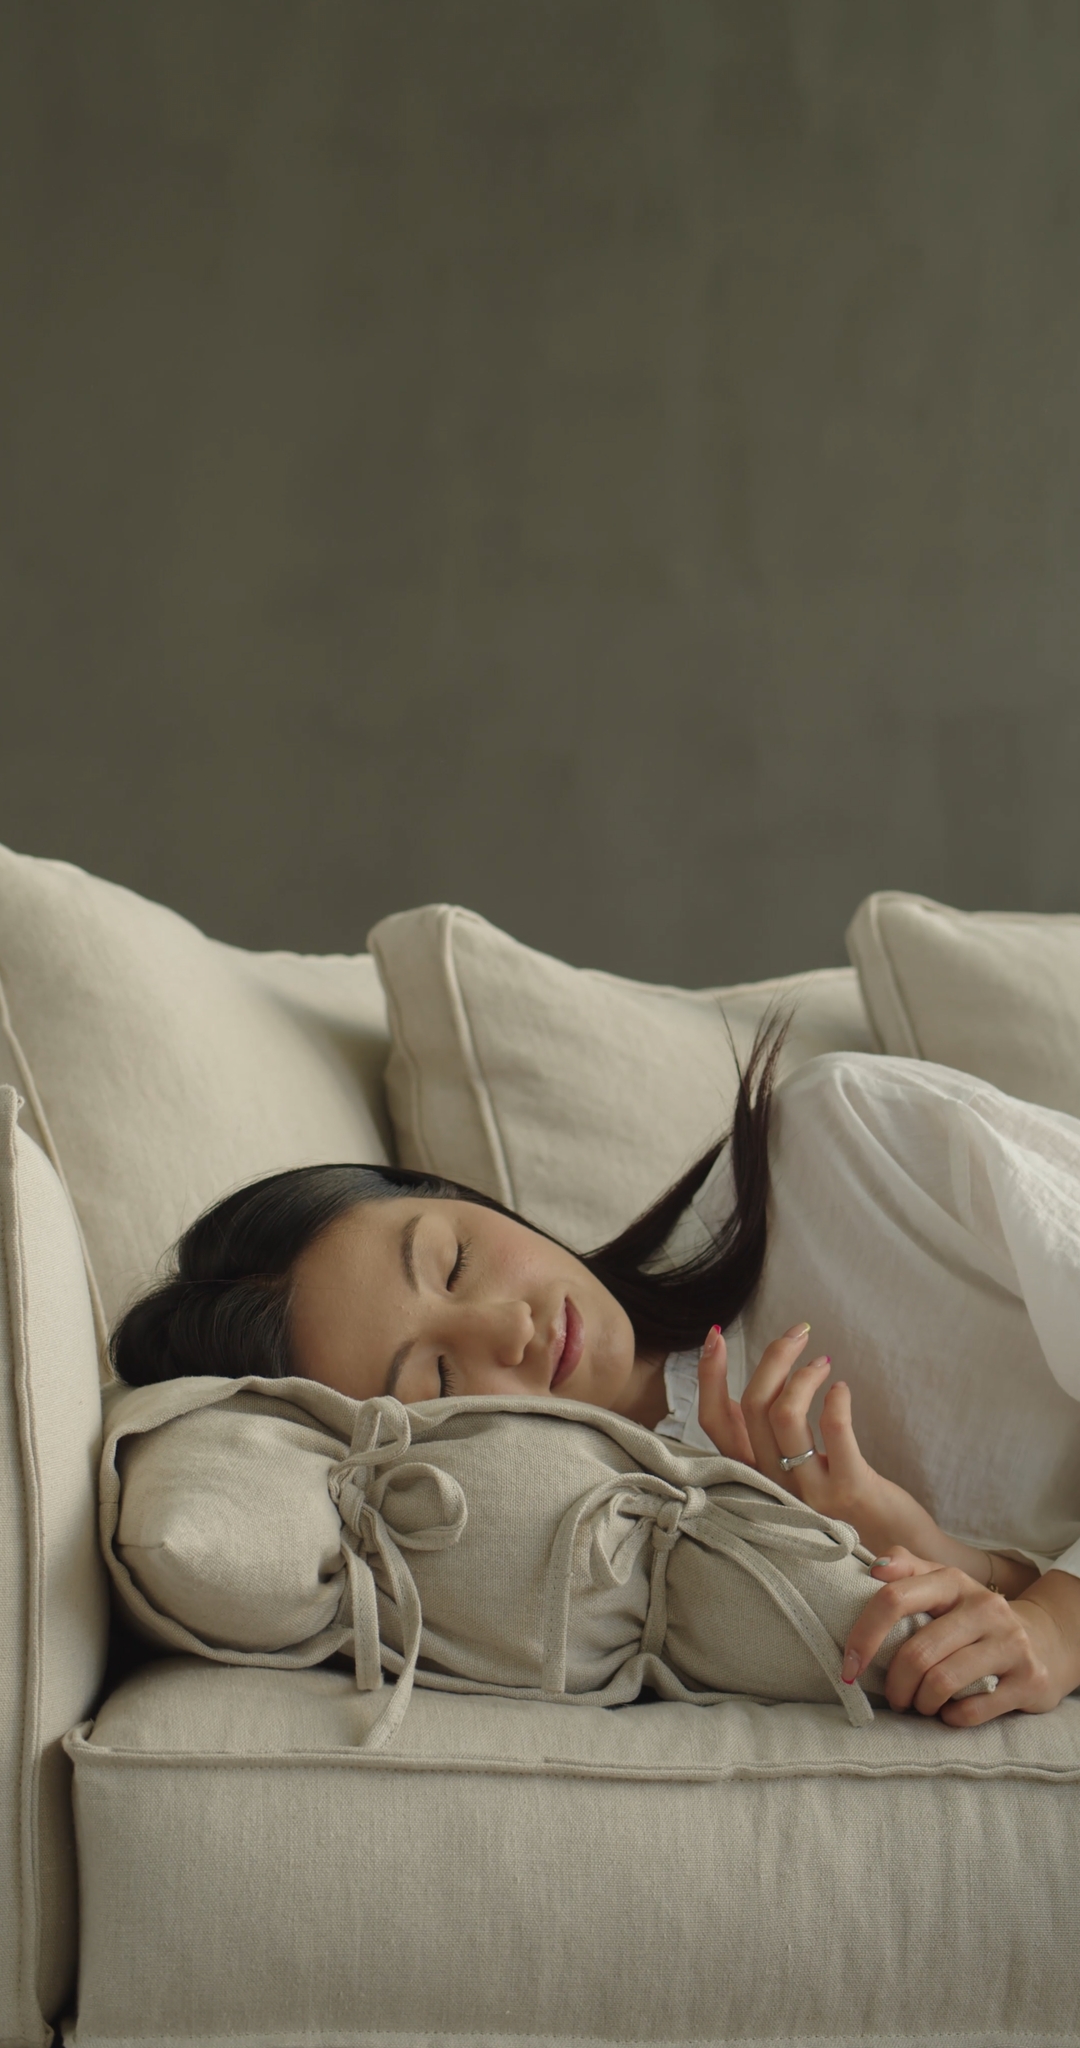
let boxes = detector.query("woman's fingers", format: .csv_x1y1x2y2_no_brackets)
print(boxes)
841,1561,1026,1717
813,1380,868,1495
938,1675,1024,1727
887,1608,1003,1716
700,1325,859,1504
904,1637,1010,1720
841,1559,957,1678
740,1325,819,1474
867,1548,922,1580
696,1327,757,1467
767,1355,832,1459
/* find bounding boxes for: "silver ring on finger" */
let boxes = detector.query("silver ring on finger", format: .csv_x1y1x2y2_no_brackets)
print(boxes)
778,1445,817,1471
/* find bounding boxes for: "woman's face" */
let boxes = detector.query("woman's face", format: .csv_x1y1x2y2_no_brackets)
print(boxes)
288,1195,658,1420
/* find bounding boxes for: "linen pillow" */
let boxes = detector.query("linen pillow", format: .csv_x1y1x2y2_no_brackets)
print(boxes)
98,1372,364,1683
0,845,393,1354
845,892,1080,1117
101,1375,939,1749
367,904,875,1250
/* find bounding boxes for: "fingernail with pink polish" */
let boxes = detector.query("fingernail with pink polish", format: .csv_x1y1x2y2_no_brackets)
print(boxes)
841,1650,860,1684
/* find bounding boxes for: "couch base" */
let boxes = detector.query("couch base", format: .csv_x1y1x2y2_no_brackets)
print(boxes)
63,1657,1080,2048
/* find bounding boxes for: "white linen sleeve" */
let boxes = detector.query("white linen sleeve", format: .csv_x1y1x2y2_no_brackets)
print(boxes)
1036,1536,1080,1581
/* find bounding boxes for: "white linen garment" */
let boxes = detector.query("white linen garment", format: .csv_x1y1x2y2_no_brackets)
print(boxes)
656,1051,1080,1581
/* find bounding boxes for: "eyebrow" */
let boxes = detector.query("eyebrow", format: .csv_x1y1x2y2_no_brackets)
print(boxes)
383,1212,422,1397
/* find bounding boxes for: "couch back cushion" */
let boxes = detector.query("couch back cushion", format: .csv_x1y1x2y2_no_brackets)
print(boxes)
0,1086,108,2041
368,904,875,1250
845,891,1080,1117
0,846,392,1352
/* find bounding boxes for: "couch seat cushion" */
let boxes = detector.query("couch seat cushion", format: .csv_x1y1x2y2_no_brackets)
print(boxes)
64,1657,1080,2048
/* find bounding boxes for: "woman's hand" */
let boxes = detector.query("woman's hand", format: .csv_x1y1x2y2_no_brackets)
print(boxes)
695,1324,930,1557
841,1548,1080,1724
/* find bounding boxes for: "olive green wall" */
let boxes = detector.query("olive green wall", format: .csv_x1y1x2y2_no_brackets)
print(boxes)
2,1,1079,983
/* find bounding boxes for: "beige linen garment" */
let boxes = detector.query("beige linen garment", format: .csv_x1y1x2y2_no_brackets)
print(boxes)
659,1050,1080,1580
100,1376,994,1757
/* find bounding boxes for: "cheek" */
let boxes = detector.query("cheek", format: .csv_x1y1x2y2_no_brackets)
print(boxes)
586,1278,632,1365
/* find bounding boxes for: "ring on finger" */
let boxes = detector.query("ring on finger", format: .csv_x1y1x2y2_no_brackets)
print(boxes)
778,1445,817,1471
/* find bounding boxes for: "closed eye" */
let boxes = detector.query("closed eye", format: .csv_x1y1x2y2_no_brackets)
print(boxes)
438,1238,472,1395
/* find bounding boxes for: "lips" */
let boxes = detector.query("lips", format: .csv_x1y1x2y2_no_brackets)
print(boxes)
550,1296,584,1389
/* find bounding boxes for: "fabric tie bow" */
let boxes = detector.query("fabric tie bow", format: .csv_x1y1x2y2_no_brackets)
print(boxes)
328,1398,468,1750
539,1472,874,1725
327,1399,879,1748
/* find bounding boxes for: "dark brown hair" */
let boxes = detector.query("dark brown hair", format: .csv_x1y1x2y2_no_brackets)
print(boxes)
109,1002,794,1387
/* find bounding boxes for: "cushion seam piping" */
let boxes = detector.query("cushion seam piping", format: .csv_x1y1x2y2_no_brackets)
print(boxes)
440,911,515,1206
861,896,924,1060
61,1726,1080,1785
6,1087,44,2026
0,963,110,1362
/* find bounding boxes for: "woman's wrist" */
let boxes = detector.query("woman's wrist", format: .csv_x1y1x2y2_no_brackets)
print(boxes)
1012,1571,1080,1700
883,1525,1038,1599
849,1488,1040,1599
845,1480,944,1565
968,1547,1040,1599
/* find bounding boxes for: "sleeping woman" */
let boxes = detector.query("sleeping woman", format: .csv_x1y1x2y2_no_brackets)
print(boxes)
111,1009,1080,1726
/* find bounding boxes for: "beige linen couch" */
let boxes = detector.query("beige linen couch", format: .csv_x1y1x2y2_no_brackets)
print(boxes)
3,843,1079,2048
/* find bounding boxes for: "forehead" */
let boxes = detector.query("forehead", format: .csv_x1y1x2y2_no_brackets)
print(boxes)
287,1197,431,1375
293,1194,434,1294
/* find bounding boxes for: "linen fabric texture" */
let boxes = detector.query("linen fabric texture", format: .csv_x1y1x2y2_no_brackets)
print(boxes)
0,842,391,1351
846,888,1080,1118
367,900,875,1250
101,1375,994,1748
0,1087,109,2048
658,1049,1080,1583
65,1660,1080,2048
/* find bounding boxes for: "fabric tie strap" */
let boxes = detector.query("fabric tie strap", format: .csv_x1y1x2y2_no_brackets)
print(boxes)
539,1471,874,1726
325,1399,880,1745
328,1399,468,1751
674,1495,872,1726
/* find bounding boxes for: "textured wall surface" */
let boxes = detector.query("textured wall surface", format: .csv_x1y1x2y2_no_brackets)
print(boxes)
2,1,1079,983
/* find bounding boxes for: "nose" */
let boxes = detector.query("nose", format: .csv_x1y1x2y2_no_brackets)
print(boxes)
450,1298,535,1372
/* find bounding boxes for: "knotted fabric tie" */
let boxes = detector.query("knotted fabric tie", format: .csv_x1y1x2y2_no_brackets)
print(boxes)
655,1490,873,1725
326,1402,879,1746
327,1398,467,1752
540,1472,874,1726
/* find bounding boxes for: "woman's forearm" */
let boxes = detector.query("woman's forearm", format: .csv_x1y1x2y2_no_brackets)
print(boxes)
849,1484,1040,1599
909,1527,1041,1600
